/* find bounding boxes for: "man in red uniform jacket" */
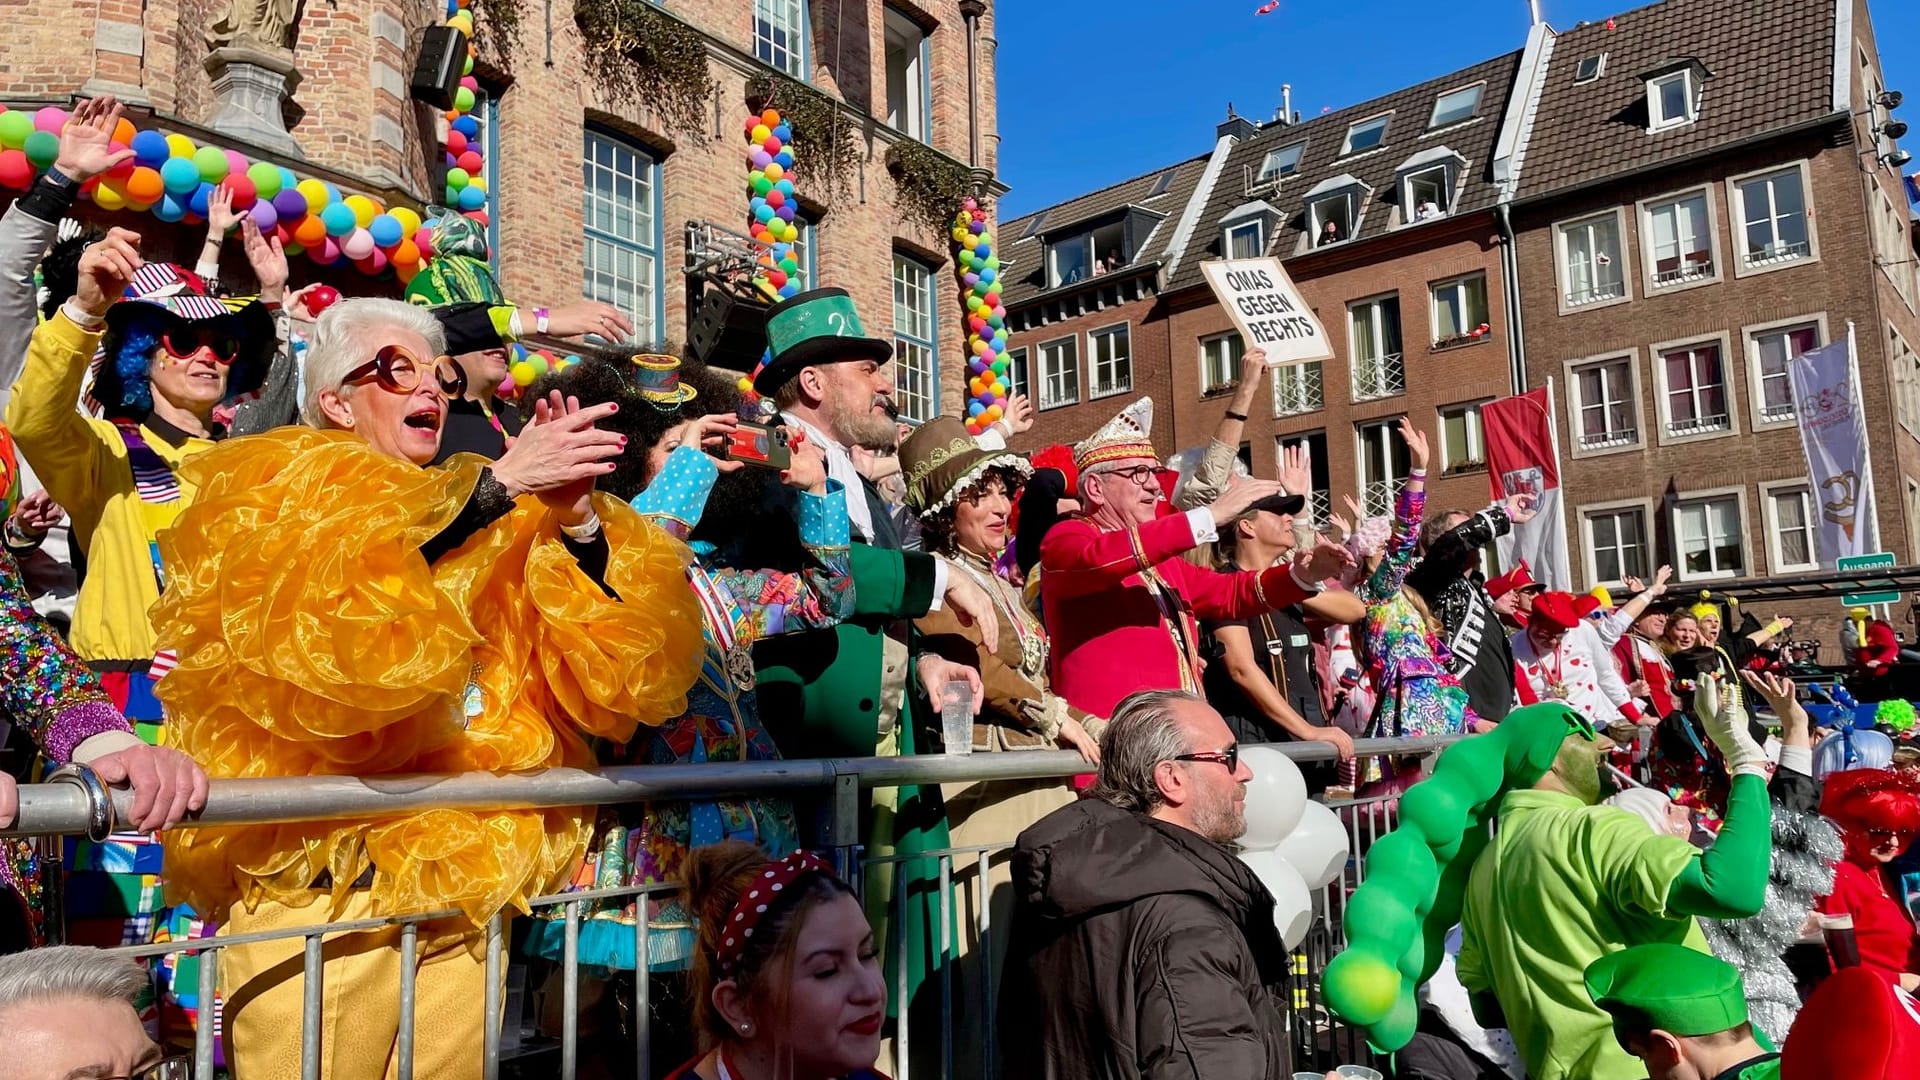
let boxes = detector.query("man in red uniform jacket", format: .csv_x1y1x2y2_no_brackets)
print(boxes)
1039,398,1352,719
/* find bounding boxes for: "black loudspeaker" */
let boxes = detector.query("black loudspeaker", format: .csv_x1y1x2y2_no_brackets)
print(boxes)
687,285,770,369
410,26,468,110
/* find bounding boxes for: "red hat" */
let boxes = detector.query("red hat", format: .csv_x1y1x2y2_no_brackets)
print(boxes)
1529,590,1601,632
1487,560,1544,599
1819,767,1920,834
1782,966,1920,1079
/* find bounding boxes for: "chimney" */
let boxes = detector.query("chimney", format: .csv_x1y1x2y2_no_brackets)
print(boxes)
1217,103,1258,141
1279,84,1294,126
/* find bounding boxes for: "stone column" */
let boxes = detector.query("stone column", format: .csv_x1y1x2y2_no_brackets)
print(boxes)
204,45,305,159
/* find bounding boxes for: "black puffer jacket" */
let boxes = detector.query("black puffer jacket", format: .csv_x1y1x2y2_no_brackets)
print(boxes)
998,798,1291,1080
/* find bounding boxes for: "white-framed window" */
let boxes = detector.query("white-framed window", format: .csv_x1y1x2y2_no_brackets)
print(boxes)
1259,142,1305,182
1429,84,1483,129
1349,295,1404,400
582,129,660,342
1430,273,1488,344
1045,219,1126,288
1582,503,1650,586
1672,490,1747,580
1357,417,1410,516
1342,113,1391,155
1571,355,1639,451
1573,53,1607,84
891,254,937,423
1747,321,1821,425
1893,324,1920,437
1200,332,1245,395
1659,341,1731,438
1088,323,1132,398
1439,401,1485,472
1731,164,1813,271
1761,481,1820,572
1225,219,1265,259
1558,212,1626,308
1006,346,1029,402
1642,189,1716,288
754,0,808,78
1273,361,1324,417
1309,193,1358,246
1404,165,1451,221
883,7,929,141
1036,336,1079,410
1648,70,1696,130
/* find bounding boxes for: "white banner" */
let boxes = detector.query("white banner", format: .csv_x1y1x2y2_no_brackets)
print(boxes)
1788,329,1877,564
1199,258,1335,367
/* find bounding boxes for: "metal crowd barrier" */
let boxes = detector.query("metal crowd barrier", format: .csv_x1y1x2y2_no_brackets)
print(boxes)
5,735,1465,1080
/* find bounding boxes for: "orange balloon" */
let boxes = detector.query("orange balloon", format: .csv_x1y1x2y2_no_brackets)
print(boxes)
112,118,136,145
124,166,164,203
293,214,327,246
392,239,421,265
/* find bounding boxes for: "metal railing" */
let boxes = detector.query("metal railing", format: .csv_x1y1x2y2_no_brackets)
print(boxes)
11,736,1465,1080
1350,351,1404,402
1273,360,1325,416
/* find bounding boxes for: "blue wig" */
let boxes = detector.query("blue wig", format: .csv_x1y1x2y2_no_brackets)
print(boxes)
110,308,167,411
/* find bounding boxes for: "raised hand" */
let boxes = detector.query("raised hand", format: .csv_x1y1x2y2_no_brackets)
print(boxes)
1206,475,1292,524
677,413,744,473
207,182,242,237
239,217,288,301
74,228,143,317
1291,539,1356,584
543,301,634,341
1397,416,1430,471
1503,492,1538,524
781,428,828,494
9,489,67,540
1276,442,1311,497
1342,493,1366,523
1647,564,1673,596
53,95,134,183
1000,391,1036,436
492,390,626,525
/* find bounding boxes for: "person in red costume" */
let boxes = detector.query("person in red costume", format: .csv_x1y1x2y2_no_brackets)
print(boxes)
1485,560,1543,630
1857,615,1904,675
1039,398,1353,720
1815,768,1920,988
1780,965,1920,1079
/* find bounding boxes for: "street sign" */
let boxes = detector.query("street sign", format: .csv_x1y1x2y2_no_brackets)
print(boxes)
1838,551,1903,606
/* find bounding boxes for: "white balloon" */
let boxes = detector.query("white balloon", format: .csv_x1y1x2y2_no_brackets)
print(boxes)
1274,798,1351,890
1236,744,1307,851
1240,848,1314,948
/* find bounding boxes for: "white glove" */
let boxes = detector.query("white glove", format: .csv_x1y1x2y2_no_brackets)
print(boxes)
1693,676,1767,778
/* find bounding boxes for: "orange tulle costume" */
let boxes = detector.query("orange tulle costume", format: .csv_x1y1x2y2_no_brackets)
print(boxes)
151,428,704,932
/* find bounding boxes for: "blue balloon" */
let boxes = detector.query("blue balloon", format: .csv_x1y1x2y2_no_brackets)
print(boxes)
772,124,792,142
277,166,299,193
368,213,403,247
754,203,775,223
977,242,992,259
187,181,215,218
456,185,486,211
320,202,357,237
453,115,480,139
160,157,201,196
775,178,795,197
778,282,799,298
979,268,996,285
154,193,187,223
130,131,171,169
966,401,985,417
774,150,794,169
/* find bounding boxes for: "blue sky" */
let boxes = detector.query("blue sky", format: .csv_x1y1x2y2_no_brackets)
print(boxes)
996,0,1920,216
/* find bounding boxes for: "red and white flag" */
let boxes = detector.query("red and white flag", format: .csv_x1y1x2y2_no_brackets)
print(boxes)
1482,384,1572,590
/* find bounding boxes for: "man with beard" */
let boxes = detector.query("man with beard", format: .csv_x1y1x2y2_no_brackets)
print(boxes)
1456,674,1774,1080
1001,690,1294,1079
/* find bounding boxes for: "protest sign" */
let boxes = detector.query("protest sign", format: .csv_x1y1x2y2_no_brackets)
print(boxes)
1200,257,1333,366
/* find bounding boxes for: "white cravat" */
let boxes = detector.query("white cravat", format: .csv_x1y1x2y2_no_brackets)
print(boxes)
781,411,874,542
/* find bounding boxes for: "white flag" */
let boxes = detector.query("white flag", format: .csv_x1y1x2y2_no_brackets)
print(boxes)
1787,330,1877,564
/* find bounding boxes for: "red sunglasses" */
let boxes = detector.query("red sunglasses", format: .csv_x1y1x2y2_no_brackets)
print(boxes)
160,325,242,365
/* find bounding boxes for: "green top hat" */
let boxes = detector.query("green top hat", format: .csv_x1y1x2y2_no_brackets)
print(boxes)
753,287,893,396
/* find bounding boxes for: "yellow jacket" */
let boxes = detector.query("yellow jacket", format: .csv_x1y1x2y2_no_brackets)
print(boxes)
5,312,212,664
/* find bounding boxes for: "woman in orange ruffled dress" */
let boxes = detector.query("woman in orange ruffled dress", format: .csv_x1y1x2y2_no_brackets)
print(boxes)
149,298,702,1079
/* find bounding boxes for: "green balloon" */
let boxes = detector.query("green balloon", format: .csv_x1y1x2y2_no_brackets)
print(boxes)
1399,781,1465,860
446,167,470,190
23,130,58,170
0,112,31,150
752,175,772,196
1362,830,1436,886
1370,986,1421,1052
193,145,229,182
1322,948,1400,1026
1344,888,1417,950
247,161,282,199
454,86,476,113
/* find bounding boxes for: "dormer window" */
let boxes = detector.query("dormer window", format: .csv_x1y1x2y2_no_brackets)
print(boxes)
1394,146,1464,225
1342,114,1391,156
1041,206,1167,288
1258,141,1305,183
1301,173,1370,249
1225,221,1264,258
1219,200,1281,259
1642,59,1710,132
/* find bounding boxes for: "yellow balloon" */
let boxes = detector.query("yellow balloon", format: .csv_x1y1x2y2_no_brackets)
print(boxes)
296,178,331,208
344,195,379,229
465,176,486,194
93,182,128,211
962,234,979,250
390,206,422,236
751,124,771,143
164,133,197,159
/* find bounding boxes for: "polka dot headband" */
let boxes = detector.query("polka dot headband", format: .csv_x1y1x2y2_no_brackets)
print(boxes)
715,850,834,975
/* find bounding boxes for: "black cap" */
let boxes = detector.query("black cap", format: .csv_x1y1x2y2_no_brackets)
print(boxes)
1247,492,1308,517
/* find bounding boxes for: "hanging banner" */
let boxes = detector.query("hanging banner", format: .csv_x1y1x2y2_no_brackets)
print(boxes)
1483,384,1572,590
1199,257,1334,367
1788,330,1878,564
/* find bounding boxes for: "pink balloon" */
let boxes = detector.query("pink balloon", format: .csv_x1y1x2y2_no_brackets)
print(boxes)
341,227,375,260
32,107,68,134
308,236,341,263
413,225,435,259
224,149,250,177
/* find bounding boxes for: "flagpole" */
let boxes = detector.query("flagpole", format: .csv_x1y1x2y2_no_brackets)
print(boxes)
1846,321,1881,553
1544,376,1572,589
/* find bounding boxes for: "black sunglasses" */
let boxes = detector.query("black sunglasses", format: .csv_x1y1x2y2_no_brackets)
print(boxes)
1173,743,1240,772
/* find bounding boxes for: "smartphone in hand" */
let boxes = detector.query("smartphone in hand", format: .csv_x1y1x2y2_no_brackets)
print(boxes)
719,422,793,470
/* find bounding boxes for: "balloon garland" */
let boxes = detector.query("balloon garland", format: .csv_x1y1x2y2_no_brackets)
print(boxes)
1321,702,1590,1051
951,197,1007,437
739,104,802,403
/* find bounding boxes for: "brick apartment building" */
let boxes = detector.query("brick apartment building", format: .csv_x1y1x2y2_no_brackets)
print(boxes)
0,0,994,413
1491,0,1920,636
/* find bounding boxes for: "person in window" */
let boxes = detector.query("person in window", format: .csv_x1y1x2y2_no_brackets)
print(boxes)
150,298,703,1079
1319,219,1343,246
1415,199,1443,221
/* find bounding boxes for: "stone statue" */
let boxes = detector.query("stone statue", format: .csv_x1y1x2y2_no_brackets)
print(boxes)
208,0,299,54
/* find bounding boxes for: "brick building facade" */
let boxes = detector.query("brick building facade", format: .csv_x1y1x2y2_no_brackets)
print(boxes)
2,0,995,414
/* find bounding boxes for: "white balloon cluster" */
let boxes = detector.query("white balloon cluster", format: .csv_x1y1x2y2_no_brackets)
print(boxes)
1235,745,1353,948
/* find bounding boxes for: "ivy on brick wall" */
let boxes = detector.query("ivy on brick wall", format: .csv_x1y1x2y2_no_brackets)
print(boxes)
885,140,976,235
471,0,524,58
572,0,716,141
746,73,862,204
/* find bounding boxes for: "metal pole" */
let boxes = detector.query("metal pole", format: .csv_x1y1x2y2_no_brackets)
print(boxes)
195,946,218,1080
397,920,419,1080
562,900,581,1080
635,896,652,1080
483,915,503,1080
300,933,325,1080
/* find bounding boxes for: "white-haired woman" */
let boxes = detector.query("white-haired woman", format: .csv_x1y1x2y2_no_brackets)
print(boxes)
149,298,704,1079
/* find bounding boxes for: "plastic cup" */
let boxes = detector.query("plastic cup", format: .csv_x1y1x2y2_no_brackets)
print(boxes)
941,679,974,756
1337,1069,1384,1080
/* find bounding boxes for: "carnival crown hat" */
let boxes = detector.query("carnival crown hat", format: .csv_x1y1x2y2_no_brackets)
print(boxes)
1073,398,1156,474
629,353,700,408
1584,943,1753,1039
1530,590,1601,632
899,415,1031,518
753,287,893,395
95,262,277,415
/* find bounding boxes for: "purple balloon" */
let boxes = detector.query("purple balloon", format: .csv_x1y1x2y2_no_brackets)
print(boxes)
979,391,997,406
969,219,986,234
969,359,987,375
751,149,772,169
249,200,279,231
963,272,980,286
272,189,308,218
776,203,796,222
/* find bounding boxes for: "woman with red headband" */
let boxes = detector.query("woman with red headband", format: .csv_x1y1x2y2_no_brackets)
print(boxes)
672,842,889,1080
1816,768,1920,988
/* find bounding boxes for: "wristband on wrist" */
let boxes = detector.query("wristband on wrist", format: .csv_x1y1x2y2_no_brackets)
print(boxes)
534,307,551,335
3,520,42,551
44,167,79,191
62,299,106,329
1409,467,1428,479
1224,410,1248,422
559,510,602,541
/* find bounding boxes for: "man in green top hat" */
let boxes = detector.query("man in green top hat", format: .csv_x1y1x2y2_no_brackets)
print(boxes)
1586,943,1780,1080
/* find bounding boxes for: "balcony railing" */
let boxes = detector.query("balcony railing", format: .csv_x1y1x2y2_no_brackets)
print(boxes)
1759,399,1797,423
1273,361,1325,416
1564,276,1625,306
1350,352,1404,402
1742,239,1811,267
1652,252,1714,285
1308,490,1332,527
1362,479,1398,518
1578,426,1639,450
1666,412,1731,438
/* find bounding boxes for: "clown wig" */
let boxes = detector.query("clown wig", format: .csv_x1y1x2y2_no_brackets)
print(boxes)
1820,767,1920,836
104,306,169,413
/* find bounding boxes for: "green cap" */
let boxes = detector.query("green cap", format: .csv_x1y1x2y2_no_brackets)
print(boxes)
1585,944,1749,1038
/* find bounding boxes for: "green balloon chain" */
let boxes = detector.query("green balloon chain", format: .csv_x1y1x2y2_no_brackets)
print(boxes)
1322,702,1594,1050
